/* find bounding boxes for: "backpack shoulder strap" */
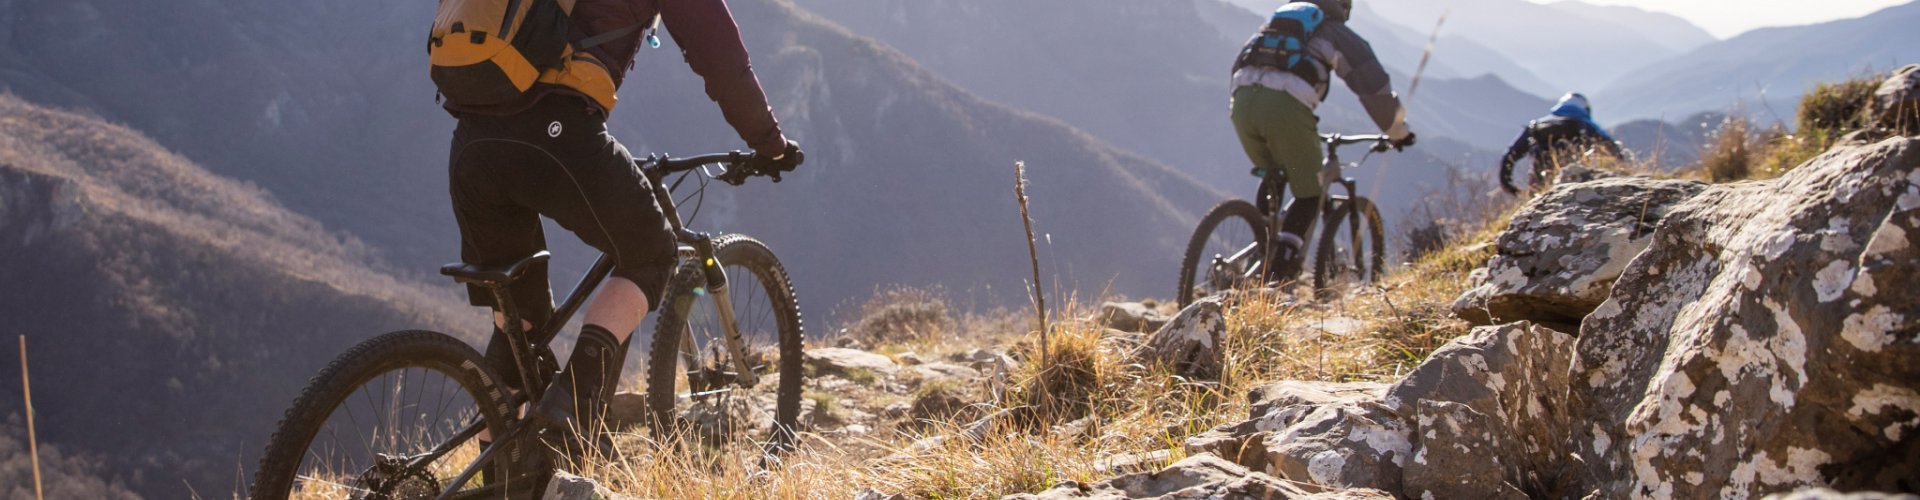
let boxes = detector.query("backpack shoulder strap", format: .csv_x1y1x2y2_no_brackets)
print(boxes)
576,22,645,50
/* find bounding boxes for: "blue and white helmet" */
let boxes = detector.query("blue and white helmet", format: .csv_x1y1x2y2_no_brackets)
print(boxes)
1270,2,1326,33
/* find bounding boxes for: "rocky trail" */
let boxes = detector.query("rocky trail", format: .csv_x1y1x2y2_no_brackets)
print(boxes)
528,70,1920,500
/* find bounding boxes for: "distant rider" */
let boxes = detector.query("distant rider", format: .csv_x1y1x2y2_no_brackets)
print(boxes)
1497,92,1623,194
1230,0,1415,281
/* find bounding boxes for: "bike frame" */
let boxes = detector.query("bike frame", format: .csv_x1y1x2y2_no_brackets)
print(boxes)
1226,134,1388,281
427,151,765,499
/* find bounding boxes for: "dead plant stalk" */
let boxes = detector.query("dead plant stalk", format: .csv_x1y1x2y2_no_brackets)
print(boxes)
1014,161,1049,370
20,336,43,500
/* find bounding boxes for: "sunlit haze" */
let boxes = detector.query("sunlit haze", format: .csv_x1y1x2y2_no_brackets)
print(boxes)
1525,0,1913,38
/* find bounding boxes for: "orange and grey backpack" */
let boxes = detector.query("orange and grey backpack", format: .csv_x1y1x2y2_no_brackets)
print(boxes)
427,0,648,110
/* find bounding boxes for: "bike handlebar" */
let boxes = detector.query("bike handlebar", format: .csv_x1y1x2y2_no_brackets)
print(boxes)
1321,133,1396,155
647,150,786,185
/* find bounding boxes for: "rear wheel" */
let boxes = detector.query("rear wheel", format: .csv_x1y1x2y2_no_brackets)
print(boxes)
1313,197,1387,300
646,234,805,450
1178,199,1270,307
250,330,518,499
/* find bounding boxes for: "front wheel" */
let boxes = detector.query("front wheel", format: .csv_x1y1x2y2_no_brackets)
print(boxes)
1313,196,1387,300
646,234,805,449
250,330,517,499
1177,199,1270,307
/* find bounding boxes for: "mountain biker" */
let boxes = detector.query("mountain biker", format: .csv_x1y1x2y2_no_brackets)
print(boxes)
1497,92,1623,194
442,0,802,462
1230,0,1415,281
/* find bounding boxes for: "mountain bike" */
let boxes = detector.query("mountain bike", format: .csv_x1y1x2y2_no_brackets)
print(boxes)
248,151,805,499
1176,134,1394,306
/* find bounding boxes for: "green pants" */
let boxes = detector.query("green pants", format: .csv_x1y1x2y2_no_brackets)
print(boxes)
1231,85,1324,199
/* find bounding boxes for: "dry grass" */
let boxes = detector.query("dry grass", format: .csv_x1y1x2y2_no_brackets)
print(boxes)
1695,73,1890,183
565,207,1512,497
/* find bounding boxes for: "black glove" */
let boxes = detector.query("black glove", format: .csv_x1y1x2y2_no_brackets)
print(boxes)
753,140,805,175
722,140,804,185
1391,132,1416,151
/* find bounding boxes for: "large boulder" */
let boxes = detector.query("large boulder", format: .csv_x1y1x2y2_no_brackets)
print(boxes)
1452,176,1706,329
1873,64,1920,134
1138,298,1226,379
1572,136,1920,497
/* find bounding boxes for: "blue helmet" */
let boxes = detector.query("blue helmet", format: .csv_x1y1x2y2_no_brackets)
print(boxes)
1269,3,1326,34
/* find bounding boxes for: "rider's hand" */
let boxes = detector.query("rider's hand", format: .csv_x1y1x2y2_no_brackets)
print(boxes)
1500,179,1521,196
1391,132,1416,151
753,140,805,174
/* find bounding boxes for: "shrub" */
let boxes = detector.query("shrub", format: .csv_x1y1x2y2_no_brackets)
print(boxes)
843,286,956,347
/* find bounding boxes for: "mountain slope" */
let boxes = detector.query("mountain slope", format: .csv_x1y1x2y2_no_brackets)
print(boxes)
790,0,1545,236
1225,0,1561,98
616,0,1228,307
1242,0,1715,93
0,0,1233,318
0,95,471,496
1597,1,1920,123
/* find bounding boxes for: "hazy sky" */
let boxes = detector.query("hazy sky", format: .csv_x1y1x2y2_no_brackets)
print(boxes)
1523,0,1913,38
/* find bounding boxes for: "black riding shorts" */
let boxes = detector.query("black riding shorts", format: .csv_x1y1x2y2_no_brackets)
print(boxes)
448,95,677,319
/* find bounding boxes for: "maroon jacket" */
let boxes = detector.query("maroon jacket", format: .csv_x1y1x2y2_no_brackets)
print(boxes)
450,0,788,155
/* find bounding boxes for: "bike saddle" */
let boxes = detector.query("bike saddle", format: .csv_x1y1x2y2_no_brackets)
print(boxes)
440,251,551,287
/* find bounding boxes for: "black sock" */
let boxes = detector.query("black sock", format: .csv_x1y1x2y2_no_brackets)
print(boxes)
1272,197,1321,280
552,325,623,419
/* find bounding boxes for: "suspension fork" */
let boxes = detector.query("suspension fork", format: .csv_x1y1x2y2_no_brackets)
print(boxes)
647,167,757,389
673,230,760,388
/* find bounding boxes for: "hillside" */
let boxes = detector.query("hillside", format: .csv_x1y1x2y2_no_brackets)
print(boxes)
1358,0,1715,92
1225,0,1562,99
1597,1,1920,123
787,0,1547,250
0,95,472,496
0,0,1231,316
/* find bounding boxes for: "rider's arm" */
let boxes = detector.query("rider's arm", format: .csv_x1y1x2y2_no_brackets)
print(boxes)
1318,24,1410,141
1499,127,1531,193
660,0,790,155
1586,123,1626,158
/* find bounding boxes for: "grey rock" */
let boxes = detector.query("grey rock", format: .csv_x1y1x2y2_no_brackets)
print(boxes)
1873,64,1920,134
910,361,982,381
1401,401,1529,500
1138,298,1226,379
1451,175,1706,329
1005,453,1319,499
1573,137,1920,497
1098,301,1171,333
854,488,909,500
1186,381,1388,474
1264,402,1412,493
1382,322,1579,496
1249,380,1389,422
1553,163,1621,184
804,347,900,378
541,471,632,500
1763,488,1920,500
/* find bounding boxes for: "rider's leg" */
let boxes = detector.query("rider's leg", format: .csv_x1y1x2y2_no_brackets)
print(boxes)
534,277,649,433
487,96,679,436
1235,85,1325,282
